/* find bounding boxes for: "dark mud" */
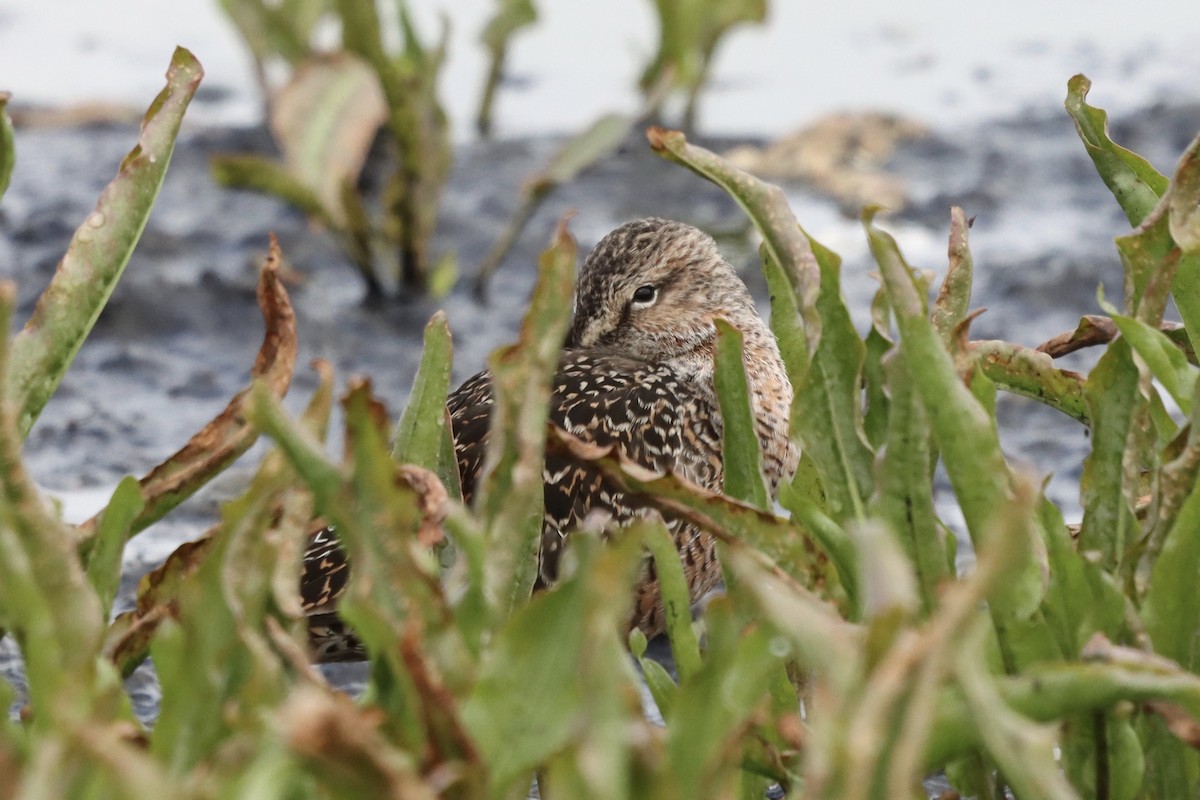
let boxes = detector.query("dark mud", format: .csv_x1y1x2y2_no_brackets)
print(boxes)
2,102,1198,754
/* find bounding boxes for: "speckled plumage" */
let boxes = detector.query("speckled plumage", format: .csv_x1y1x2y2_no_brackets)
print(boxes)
302,217,797,662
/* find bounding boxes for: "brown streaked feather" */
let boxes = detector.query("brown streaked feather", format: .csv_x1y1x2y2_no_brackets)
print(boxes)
300,217,795,662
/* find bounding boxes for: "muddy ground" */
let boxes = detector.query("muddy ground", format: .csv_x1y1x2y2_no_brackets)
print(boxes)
2,100,1199,755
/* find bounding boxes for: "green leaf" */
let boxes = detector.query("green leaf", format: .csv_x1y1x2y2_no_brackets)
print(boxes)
792,235,873,522
777,483,859,615
714,319,770,510
543,114,636,186
4,48,203,439
474,223,575,618
638,518,702,684
1168,130,1200,253
931,207,974,344
1144,392,1200,670
868,350,948,616
717,543,859,683
929,638,1200,767
865,210,1045,623
862,287,893,448
1065,74,1168,226
953,629,1079,800
1168,133,1200,358
84,477,145,621
1116,203,1186,326
392,311,459,497
0,91,12,202
151,458,295,773
971,340,1090,424
1062,713,1144,800
1109,312,1197,414
0,284,110,727
1038,499,1122,658
337,0,451,291
648,127,820,358
1077,338,1141,568
476,0,538,136
661,602,782,800
216,0,316,64
638,653,678,720
462,537,642,795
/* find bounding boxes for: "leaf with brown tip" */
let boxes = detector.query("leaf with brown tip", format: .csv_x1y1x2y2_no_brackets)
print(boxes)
76,236,297,551
5,48,204,439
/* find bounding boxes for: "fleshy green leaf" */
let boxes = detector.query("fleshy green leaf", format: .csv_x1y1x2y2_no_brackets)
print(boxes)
4,48,204,439
638,517,702,684
1077,338,1141,569
868,350,948,615
0,91,12,202
714,319,769,510
931,207,974,344
1065,74,1168,226
866,210,1046,625
461,537,642,796
392,310,459,499
84,477,144,621
476,221,576,617
1109,312,1197,414
791,235,873,522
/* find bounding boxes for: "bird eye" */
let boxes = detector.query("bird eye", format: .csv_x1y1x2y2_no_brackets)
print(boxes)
631,285,658,307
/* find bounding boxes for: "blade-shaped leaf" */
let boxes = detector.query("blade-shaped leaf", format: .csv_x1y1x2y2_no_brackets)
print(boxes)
866,210,1046,624
714,319,770,509
392,310,460,499
475,220,576,617
869,350,948,615
0,91,12,201
647,126,820,358
1109,311,1197,414
84,476,145,621
461,536,642,795
4,48,204,439
1077,338,1142,568
792,235,873,522
931,207,974,343
1065,74,1168,226
211,153,333,224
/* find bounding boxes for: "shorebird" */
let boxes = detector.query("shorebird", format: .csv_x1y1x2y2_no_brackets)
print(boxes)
302,217,797,661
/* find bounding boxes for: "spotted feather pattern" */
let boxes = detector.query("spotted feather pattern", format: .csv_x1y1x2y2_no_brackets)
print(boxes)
300,217,795,662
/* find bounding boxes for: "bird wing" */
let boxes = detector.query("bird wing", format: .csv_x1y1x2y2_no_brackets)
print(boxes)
447,351,722,587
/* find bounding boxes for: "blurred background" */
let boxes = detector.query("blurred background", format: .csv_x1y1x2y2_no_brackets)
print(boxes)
3,0,1200,136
